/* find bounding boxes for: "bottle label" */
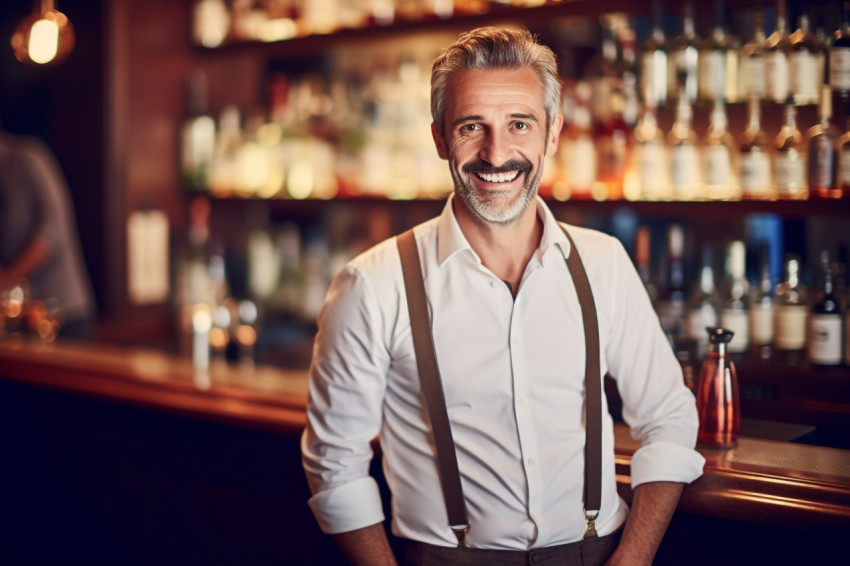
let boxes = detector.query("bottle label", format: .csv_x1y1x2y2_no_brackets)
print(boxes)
808,314,843,364
765,51,790,102
703,145,732,188
671,144,700,199
829,47,850,91
790,51,819,103
740,150,771,195
774,150,805,195
809,135,837,190
638,142,666,199
774,304,808,350
721,308,750,353
698,50,724,101
641,51,668,105
749,303,774,345
742,56,765,98
841,146,850,186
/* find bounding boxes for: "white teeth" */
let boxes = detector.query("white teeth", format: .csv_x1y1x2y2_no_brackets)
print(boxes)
477,171,519,183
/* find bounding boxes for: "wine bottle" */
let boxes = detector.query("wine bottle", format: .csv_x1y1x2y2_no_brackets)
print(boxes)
640,0,668,108
701,97,738,200
788,9,822,106
749,243,774,360
774,96,808,199
698,0,733,105
740,94,773,200
668,82,701,200
774,254,808,363
740,7,767,101
764,0,791,104
808,250,844,366
807,85,841,198
668,0,700,105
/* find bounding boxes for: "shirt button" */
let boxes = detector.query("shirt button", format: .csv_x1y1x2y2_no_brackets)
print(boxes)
527,458,535,466
517,397,526,406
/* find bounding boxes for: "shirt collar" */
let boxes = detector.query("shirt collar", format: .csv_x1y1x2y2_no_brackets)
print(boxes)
435,194,572,266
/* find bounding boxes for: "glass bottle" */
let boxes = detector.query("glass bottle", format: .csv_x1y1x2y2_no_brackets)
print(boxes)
808,250,844,366
788,10,822,106
749,243,774,360
831,1,850,100
557,82,596,200
740,94,773,199
698,0,733,105
807,85,841,198
181,71,217,193
721,240,749,356
667,0,699,105
839,114,850,198
668,83,701,200
774,96,808,199
774,254,808,363
594,88,632,201
696,327,740,449
635,225,658,306
701,97,738,200
587,21,619,125
640,0,668,108
687,245,721,357
740,7,766,102
633,98,670,200
657,224,687,344
764,0,791,104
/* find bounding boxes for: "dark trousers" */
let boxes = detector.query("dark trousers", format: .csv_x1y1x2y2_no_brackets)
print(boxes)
402,530,621,566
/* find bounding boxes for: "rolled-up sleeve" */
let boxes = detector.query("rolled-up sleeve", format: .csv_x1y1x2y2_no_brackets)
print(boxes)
300,264,391,534
603,239,705,487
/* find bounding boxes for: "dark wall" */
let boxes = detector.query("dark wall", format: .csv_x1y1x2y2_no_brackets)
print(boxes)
0,1,108,315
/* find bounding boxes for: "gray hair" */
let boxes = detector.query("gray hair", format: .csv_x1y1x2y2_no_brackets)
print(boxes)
430,27,561,136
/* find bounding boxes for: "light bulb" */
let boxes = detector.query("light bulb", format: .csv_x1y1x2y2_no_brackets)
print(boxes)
11,1,75,66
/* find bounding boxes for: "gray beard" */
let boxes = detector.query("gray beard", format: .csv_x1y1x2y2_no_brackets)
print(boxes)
452,160,543,226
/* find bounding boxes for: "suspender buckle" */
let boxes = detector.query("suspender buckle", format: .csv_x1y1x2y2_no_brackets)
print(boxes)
583,510,599,539
451,524,469,548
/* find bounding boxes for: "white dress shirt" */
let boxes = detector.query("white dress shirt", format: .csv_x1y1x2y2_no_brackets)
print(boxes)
301,195,705,550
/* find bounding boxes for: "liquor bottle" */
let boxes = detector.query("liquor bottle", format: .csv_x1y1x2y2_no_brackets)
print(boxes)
721,241,749,356
587,22,618,125
749,243,774,360
667,0,699,105
657,224,687,344
633,97,670,200
832,1,850,99
696,327,740,449
739,94,773,199
774,96,808,199
557,82,597,200
181,72,216,193
668,83,701,200
687,245,721,356
698,0,733,104
594,88,632,200
764,0,791,104
192,0,230,48
701,97,739,200
635,225,658,306
840,114,850,197
808,250,844,366
740,7,766,102
774,254,808,363
640,0,668,108
788,9,822,105
807,85,841,198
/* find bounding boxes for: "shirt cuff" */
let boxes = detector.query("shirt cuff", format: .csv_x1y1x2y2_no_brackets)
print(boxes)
629,441,705,488
307,476,385,534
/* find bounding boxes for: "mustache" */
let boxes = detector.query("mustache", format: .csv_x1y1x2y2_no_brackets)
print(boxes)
462,159,532,176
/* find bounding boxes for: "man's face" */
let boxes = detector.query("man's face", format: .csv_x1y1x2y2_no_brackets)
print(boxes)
432,67,561,225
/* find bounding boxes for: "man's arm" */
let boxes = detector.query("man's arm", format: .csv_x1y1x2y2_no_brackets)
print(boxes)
333,523,398,566
605,481,683,566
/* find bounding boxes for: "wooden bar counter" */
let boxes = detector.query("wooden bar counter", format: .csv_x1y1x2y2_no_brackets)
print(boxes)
1,339,848,564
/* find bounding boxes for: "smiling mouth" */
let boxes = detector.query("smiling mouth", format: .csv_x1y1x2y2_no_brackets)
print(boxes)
474,171,521,183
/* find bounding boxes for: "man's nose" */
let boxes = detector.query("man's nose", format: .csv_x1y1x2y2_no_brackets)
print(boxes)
478,129,512,167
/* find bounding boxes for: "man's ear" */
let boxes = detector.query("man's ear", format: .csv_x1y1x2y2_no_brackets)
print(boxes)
431,123,448,160
547,114,564,156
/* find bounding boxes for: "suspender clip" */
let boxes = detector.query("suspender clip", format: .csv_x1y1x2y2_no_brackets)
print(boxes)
451,524,469,548
583,510,599,539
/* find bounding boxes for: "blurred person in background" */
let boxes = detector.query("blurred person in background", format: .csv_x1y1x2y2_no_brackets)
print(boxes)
0,128,95,340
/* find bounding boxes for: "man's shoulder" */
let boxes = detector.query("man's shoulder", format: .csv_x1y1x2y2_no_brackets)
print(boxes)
348,217,440,275
557,221,621,254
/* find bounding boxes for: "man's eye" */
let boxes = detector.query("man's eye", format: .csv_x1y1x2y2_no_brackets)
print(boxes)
513,122,529,131
460,124,478,132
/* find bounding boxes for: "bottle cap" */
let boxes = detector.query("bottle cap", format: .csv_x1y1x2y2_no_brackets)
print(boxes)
706,326,734,346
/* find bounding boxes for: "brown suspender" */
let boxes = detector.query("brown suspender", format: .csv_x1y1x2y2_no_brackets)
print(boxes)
396,225,602,547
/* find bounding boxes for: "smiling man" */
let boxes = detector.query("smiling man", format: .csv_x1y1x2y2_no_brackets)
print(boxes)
301,27,704,566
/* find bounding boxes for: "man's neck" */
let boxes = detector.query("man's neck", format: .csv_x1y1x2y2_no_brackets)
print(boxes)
453,198,543,295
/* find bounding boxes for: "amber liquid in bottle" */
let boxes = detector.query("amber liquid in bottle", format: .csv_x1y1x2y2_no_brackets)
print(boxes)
696,327,740,448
